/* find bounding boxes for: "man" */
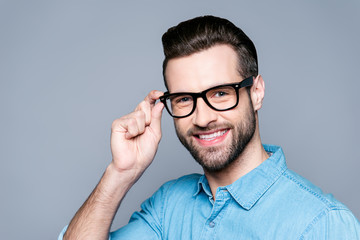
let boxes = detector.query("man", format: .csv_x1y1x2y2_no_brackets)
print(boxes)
60,16,360,239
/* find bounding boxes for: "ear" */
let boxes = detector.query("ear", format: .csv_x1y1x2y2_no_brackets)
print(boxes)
250,75,265,111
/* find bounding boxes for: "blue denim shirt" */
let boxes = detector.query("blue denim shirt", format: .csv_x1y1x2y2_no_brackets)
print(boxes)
59,145,360,239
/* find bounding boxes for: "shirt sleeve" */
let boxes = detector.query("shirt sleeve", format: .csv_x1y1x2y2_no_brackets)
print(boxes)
109,180,175,240
58,225,112,240
302,208,360,240
58,225,67,240
58,180,174,240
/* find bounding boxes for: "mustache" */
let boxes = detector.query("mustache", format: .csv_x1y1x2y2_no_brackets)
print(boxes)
186,122,234,136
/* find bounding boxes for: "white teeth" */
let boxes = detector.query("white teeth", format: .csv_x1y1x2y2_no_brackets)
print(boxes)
198,130,227,141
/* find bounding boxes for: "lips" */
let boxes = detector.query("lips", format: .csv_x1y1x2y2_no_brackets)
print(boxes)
198,130,228,141
194,129,230,146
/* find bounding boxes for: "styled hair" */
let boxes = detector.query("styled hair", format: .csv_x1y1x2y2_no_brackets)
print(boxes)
162,15,258,90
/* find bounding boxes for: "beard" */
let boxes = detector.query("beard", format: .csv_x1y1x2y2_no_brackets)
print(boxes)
175,98,256,172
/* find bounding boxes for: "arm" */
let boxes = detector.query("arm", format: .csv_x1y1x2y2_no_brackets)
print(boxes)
301,208,360,240
63,90,164,240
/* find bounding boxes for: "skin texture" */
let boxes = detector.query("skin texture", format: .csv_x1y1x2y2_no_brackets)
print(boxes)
64,91,164,240
165,44,268,195
174,88,257,172
64,44,268,239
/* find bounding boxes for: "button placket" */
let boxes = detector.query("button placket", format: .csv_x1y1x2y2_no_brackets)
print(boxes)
199,188,231,239
209,221,215,228
207,189,230,227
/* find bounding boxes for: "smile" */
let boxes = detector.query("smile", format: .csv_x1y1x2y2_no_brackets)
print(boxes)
198,130,228,141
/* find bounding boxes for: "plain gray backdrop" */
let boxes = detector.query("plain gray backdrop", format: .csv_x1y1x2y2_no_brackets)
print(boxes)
0,1,359,239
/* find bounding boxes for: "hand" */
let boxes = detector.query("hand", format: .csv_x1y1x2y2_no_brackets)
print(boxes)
110,90,164,179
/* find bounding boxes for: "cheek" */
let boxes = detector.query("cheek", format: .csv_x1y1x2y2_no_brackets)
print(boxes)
174,118,190,134
218,106,248,127
235,92,254,115
219,109,242,121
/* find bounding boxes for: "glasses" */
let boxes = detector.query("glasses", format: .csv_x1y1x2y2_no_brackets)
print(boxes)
159,76,254,118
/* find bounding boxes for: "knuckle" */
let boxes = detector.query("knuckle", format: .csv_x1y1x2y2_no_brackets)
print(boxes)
111,118,121,129
149,90,157,96
127,117,137,127
141,100,150,109
134,109,146,119
135,100,149,111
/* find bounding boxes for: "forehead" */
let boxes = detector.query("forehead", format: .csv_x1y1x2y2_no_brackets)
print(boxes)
165,44,241,93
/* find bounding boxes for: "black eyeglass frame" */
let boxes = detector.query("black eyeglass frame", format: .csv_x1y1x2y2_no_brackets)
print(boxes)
159,76,254,118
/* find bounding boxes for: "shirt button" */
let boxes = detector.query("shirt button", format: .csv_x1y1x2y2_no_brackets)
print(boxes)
209,221,215,228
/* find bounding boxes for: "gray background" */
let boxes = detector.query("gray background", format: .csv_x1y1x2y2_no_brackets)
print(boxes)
0,1,359,239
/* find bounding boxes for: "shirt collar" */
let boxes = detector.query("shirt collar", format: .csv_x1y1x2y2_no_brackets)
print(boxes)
194,175,212,197
194,144,287,210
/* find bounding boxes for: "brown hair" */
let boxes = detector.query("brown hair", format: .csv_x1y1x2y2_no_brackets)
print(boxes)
162,15,258,89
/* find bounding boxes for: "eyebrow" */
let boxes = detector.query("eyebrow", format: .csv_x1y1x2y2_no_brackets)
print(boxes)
169,80,239,94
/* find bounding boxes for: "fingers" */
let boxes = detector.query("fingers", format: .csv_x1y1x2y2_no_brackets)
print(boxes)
124,111,146,139
144,90,164,107
135,100,152,126
134,90,164,126
150,100,164,133
112,90,164,139
112,110,146,139
145,90,164,133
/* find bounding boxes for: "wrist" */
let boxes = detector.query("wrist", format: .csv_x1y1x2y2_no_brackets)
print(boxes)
105,162,140,190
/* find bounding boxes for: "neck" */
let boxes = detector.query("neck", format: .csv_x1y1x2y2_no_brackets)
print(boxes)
204,126,269,198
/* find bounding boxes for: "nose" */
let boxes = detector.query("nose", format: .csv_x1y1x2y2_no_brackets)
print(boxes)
192,98,218,127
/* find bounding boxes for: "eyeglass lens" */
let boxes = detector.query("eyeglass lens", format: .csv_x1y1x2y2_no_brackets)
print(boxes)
166,85,237,117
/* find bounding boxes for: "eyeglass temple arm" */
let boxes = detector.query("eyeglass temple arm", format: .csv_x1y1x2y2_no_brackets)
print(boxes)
238,76,254,88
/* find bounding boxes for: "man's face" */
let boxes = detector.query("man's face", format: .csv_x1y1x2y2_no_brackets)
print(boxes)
165,44,256,172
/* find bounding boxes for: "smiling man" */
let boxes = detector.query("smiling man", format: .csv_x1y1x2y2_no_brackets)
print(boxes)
60,16,360,239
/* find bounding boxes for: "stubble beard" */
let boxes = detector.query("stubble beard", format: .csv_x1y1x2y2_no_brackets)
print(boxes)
175,102,256,172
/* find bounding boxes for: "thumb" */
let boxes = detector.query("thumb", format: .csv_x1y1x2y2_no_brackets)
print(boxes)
150,101,164,133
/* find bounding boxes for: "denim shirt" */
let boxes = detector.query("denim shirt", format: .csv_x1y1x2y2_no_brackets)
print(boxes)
59,145,360,239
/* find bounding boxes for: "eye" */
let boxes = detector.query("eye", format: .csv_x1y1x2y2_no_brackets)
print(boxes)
176,96,191,103
214,91,228,97
171,95,193,105
207,86,234,101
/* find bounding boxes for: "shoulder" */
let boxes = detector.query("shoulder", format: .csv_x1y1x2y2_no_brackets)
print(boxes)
149,173,202,201
135,174,202,220
281,169,346,210
155,173,202,196
138,173,201,223
278,170,360,238
300,208,360,239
